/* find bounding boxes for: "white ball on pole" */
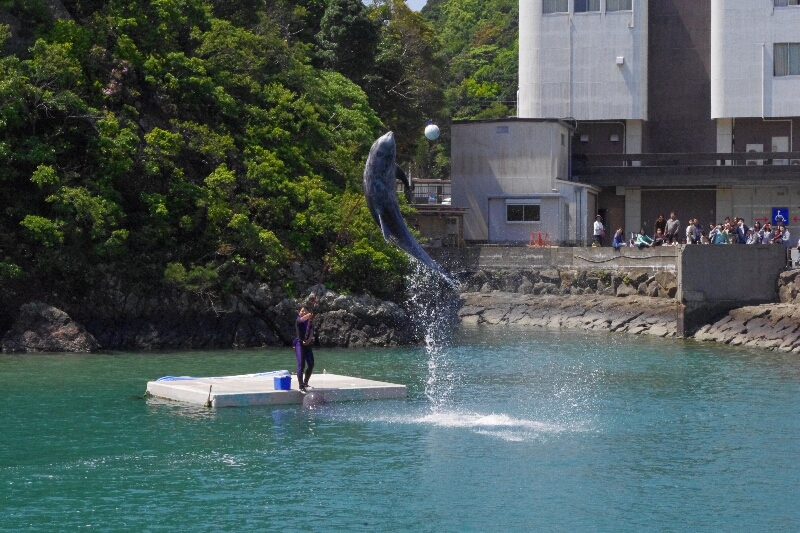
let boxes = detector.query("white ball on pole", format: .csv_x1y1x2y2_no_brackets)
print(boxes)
424,121,440,141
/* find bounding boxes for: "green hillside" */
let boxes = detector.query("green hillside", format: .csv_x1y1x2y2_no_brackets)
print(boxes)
0,0,517,320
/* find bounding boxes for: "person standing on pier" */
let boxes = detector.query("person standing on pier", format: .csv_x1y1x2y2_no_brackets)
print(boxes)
593,215,605,247
665,212,680,245
293,306,315,392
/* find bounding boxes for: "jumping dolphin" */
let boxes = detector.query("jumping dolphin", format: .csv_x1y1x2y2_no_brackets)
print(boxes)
363,131,454,285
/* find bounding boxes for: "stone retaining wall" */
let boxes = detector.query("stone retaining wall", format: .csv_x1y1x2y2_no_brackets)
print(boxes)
460,268,678,299
459,292,677,338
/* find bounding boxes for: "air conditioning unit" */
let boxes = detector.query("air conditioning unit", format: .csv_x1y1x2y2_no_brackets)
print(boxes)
446,217,459,235
746,150,764,165
746,144,764,166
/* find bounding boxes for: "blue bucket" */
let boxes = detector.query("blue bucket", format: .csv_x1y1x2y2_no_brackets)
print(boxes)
274,375,291,391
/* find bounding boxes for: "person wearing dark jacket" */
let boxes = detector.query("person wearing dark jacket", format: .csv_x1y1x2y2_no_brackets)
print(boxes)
654,215,667,237
293,306,315,392
736,219,749,244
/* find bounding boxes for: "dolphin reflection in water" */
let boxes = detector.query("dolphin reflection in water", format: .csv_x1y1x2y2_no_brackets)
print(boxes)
363,132,455,286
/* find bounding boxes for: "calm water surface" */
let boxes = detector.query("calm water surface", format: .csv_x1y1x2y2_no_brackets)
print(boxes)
2,327,799,532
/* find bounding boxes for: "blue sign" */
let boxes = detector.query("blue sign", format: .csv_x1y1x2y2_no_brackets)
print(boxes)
773,208,789,226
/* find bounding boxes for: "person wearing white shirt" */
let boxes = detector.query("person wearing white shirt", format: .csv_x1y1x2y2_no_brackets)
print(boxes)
593,215,605,247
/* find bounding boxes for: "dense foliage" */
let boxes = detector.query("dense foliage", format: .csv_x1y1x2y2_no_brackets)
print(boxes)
0,0,516,314
422,0,518,120
0,0,439,309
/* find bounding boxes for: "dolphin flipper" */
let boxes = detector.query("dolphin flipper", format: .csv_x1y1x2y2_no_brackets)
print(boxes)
378,214,392,243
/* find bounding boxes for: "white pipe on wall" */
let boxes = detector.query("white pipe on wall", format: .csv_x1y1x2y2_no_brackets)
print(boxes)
628,0,635,28
761,42,766,118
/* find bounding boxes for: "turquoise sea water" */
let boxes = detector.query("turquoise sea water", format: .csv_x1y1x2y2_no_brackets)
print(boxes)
2,327,800,532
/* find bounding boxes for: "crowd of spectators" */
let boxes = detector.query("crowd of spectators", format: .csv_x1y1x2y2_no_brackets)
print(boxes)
607,211,798,264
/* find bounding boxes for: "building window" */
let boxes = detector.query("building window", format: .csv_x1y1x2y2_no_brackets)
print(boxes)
775,0,800,6
606,0,632,11
543,0,568,14
774,43,800,76
574,0,600,12
507,204,541,223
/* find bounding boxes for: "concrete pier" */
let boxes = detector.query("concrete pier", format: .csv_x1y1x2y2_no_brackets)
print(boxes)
146,371,407,407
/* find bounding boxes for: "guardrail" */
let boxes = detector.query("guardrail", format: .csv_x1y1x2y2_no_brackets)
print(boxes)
573,152,800,167
408,180,452,205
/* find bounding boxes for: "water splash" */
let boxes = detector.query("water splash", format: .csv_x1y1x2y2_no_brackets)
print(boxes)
404,260,461,410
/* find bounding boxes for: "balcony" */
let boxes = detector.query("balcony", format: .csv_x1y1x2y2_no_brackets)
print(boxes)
572,151,800,186
407,179,452,206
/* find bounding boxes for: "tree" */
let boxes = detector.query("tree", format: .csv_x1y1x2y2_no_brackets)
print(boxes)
316,0,379,85
365,0,446,177
0,0,412,309
422,0,518,119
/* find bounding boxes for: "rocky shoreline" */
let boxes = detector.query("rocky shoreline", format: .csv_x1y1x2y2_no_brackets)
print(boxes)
1,286,417,353
689,271,800,353
5,267,800,354
458,290,800,353
455,267,800,353
458,292,677,337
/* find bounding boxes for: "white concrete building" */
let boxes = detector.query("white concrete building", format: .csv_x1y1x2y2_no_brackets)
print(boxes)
518,0,648,121
510,0,800,240
711,0,800,123
451,119,600,245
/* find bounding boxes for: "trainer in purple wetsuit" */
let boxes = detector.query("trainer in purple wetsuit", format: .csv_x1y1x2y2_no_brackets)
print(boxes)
293,306,315,392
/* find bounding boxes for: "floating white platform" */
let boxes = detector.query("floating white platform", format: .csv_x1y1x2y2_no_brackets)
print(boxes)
146,371,407,407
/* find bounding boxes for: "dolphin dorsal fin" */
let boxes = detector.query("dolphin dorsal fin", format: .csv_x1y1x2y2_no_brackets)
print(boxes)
395,164,412,190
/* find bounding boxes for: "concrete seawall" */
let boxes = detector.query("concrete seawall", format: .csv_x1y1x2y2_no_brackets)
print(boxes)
677,245,786,335
428,246,678,273
432,244,788,336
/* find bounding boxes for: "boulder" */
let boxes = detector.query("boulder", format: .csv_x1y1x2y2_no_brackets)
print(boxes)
539,269,561,285
780,269,800,286
646,281,660,297
500,271,522,292
518,278,534,294
525,270,541,284
780,283,798,304
534,282,558,295
655,271,677,289
616,283,639,297
233,316,281,348
637,282,648,295
2,302,99,353
470,270,489,292
584,276,600,290
305,290,414,348
560,270,577,288
626,269,650,286
664,282,678,298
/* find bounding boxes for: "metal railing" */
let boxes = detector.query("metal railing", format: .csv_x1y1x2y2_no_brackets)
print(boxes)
408,180,452,205
573,152,800,168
